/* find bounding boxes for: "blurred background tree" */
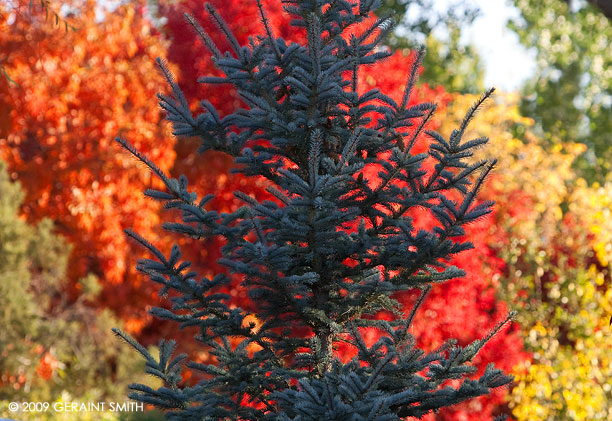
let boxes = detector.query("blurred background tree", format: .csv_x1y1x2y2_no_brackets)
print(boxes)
509,0,612,182
0,1,169,416
375,0,478,48
0,0,76,86
419,22,485,94
366,0,485,93
0,0,177,333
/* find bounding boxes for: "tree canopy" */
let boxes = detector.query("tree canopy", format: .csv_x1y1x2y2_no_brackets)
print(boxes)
510,0,612,182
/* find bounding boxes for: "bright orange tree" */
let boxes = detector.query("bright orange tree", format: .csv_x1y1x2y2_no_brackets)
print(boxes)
0,0,176,332
158,1,529,419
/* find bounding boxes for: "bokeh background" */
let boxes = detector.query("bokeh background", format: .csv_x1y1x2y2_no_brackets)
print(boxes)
0,0,611,419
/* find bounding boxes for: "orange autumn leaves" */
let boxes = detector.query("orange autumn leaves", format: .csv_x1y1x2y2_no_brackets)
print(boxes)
0,1,175,329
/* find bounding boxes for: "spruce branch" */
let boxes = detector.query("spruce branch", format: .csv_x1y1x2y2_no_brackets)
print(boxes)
205,3,242,58
399,45,426,112
115,136,171,185
184,13,222,59
255,0,281,61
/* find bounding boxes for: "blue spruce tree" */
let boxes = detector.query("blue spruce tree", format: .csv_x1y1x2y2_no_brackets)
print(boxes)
113,1,515,419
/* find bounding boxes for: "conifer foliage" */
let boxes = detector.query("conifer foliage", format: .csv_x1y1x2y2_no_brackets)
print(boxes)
114,1,515,418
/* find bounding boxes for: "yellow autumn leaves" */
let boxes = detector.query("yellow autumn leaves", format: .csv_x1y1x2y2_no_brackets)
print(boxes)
439,93,612,420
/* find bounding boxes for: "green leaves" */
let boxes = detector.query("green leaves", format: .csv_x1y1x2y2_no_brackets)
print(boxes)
510,0,612,182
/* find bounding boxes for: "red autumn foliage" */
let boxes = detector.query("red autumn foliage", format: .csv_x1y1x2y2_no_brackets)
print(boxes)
36,352,59,381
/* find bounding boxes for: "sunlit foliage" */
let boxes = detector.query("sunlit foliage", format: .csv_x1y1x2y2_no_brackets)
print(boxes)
440,93,612,420
0,0,176,331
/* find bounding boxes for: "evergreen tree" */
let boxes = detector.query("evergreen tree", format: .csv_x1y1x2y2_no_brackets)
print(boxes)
114,1,515,418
